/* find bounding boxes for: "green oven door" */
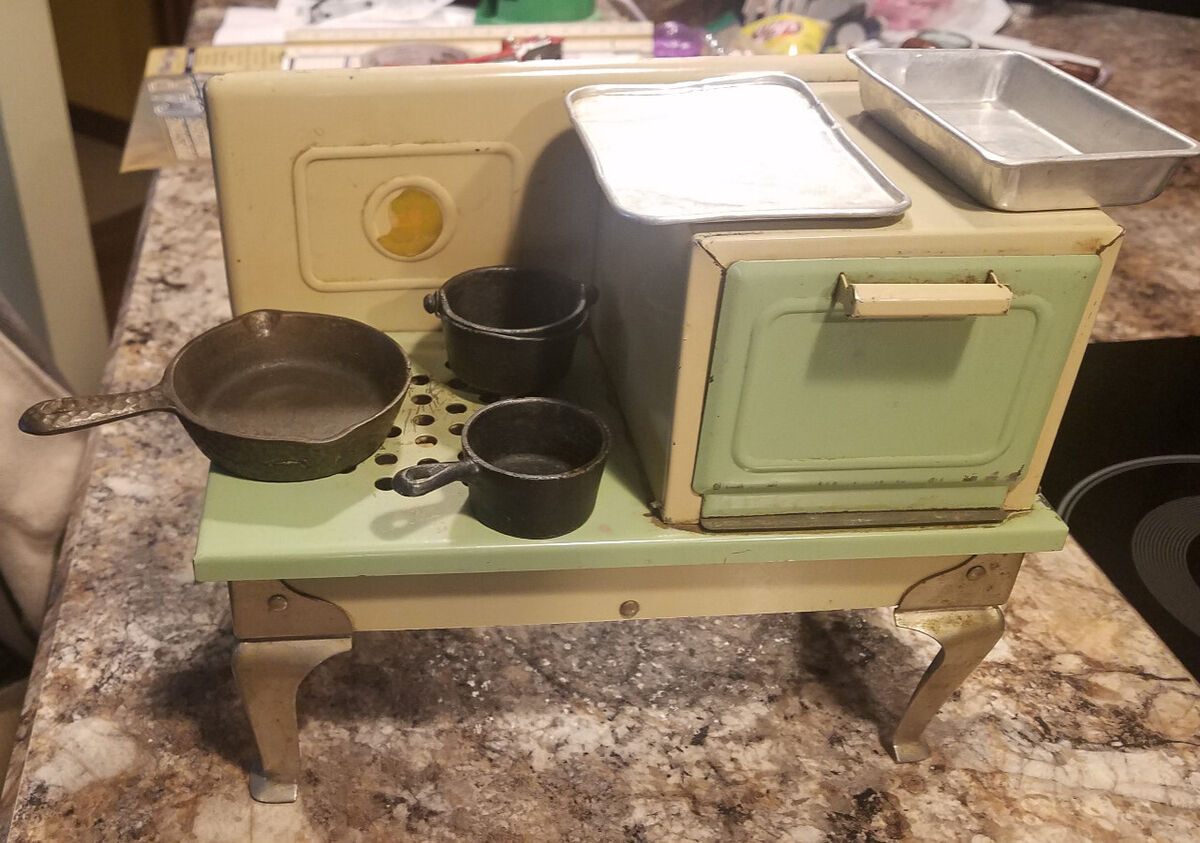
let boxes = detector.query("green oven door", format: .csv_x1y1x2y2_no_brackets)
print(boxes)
693,255,1098,521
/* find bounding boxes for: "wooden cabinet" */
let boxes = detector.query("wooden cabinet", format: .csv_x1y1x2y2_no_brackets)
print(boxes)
48,0,162,122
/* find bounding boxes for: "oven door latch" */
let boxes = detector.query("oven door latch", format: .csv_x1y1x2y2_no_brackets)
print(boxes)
836,270,1013,319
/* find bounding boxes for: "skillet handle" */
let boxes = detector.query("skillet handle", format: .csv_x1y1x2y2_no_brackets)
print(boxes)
19,385,174,435
393,460,479,496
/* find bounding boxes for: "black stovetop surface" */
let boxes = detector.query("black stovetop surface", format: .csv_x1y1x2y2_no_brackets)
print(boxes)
1043,336,1200,679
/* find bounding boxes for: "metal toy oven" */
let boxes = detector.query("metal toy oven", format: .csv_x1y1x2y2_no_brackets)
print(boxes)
207,53,1119,532
199,53,1120,802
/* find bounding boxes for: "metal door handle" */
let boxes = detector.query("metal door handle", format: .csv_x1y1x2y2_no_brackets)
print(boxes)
837,272,1013,319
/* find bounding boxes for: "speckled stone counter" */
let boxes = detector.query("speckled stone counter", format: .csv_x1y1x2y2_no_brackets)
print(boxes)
3,4,1200,840
1003,2,1200,341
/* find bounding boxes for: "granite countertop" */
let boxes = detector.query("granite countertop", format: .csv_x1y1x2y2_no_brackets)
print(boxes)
1002,3,1200,341
3,3,1200,840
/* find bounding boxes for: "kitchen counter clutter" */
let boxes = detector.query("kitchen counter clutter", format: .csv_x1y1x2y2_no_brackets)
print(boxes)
4,4,1200,841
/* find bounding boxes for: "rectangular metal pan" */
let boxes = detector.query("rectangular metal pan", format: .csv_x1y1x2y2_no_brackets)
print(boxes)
565,72,911,224
848,49,1200,211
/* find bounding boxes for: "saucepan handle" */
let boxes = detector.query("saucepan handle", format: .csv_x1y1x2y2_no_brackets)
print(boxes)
393,459,480,496
19,384,175,435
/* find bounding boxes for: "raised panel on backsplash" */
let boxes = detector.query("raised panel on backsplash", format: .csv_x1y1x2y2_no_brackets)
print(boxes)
293,142,521,292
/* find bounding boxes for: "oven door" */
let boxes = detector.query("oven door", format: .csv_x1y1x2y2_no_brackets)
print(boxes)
693,254,1098,529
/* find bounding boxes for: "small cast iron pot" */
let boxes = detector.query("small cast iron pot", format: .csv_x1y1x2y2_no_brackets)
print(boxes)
424,266,597,396
392,397,610,539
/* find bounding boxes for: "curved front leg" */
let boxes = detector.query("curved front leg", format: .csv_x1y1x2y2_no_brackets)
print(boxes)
888,607,1004,763
232,637,353,803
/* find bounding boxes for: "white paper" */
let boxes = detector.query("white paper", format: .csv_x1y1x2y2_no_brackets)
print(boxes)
213,8,287,45
309,0,459,26
214,0,469,46
928,0,1012,37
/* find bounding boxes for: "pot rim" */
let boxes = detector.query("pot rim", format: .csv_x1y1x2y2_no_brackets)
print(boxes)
166,309,411,445
460,397,611,481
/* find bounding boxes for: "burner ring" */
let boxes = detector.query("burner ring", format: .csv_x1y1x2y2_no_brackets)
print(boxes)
1132,495,1200,638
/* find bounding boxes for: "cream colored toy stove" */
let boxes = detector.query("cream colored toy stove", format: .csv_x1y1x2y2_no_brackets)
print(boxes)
202,54,1120,803
208,53,1119,532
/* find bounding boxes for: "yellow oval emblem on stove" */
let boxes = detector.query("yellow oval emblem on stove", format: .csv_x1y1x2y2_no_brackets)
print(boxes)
376,188,443,258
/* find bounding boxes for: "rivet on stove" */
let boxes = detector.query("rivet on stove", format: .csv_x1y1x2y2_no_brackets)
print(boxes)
268,594,289,612
966,565,987,581
619,600,640,618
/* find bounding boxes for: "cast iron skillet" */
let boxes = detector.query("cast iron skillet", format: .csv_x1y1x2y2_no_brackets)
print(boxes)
20,310,411,481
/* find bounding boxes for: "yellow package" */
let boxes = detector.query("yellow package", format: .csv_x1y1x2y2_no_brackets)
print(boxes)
743,14,830,55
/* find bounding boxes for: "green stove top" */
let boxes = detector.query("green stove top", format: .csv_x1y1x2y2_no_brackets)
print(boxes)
193,333,1067,583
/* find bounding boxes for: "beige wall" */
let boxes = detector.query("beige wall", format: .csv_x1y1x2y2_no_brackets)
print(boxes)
0,0,109,391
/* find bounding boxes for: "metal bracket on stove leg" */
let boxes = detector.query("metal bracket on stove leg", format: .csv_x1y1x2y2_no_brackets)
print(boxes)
229,580,354,641
232,636,353,803
886,553,1022,763
228,580,355,803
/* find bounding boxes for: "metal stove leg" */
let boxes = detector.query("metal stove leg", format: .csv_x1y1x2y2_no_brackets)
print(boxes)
888,606,1004,762
883,553,1021,763
232,636,353,803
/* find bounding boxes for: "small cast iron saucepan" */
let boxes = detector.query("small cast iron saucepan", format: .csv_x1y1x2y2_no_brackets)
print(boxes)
20,310,411,482
424,266,598,396
393,397,610,539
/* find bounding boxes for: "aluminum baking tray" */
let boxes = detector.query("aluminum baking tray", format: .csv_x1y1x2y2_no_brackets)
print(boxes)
565,73,910,224
847,49,1200,211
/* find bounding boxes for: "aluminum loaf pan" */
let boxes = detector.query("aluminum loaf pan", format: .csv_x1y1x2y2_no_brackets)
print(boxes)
565,72,910,224
847,48,1200,211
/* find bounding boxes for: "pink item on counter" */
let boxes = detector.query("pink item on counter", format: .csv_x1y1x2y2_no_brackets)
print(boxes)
871,0,950,30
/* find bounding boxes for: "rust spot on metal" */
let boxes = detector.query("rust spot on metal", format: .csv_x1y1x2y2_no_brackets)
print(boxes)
1085,230,1125,256
643,511,706,533
694,238,727,272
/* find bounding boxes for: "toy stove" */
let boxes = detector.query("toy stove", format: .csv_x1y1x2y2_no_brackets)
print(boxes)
204,52,1121,532
195,53,1120,803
